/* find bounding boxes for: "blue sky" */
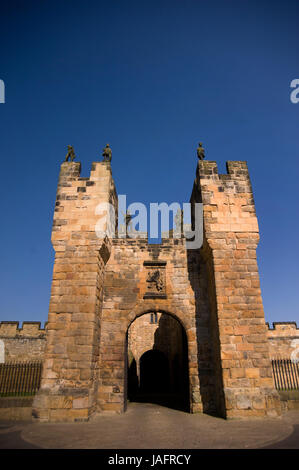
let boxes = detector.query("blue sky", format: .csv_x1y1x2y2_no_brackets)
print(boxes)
0,0,298,326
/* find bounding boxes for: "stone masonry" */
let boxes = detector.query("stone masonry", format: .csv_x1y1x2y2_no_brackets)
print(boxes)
2,320,297,365
29,157,285,422
32,161,117,422
0,322,46,362
190,161,282,418
267,322,299,359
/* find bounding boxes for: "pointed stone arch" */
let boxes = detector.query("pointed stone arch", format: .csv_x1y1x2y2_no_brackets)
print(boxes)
127,310,190,411
97,300,201,414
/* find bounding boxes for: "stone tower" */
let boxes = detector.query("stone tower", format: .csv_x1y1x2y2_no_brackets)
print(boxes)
190,161,281,417
32,157,281,421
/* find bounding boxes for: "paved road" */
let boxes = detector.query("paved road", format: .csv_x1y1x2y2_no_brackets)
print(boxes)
0,403,298,449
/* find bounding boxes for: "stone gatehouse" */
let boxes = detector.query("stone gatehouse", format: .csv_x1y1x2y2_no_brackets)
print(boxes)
4,155,294,422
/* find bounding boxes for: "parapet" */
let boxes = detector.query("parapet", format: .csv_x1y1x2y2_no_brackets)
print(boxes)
195,160,253,192
266,322,299,359
0,321,47,338
52,161,118,249
267,322,299,337
191,160,258,235
56,161,116,202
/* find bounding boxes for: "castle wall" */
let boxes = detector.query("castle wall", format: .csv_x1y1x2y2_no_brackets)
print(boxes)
267,322,299,359
2,320,297,364
0,322,46,362
17,157,295,422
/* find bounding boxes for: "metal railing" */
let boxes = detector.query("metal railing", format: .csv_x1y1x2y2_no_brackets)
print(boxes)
0,361,42,397
271,359,299,391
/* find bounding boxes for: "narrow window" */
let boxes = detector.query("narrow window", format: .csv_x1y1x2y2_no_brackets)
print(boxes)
150,313,158,324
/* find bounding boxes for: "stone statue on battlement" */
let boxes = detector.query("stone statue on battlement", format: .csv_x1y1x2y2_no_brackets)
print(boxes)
65,145,76,162
102,143,112,162
121,211,133,233
197,142,205,160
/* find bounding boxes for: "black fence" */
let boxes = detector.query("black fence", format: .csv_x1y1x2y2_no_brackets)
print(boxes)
1,359,298,396
0,361,42,397
272,359,299,391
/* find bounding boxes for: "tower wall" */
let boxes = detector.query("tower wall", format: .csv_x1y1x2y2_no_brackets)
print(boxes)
32,161,117,422
191,160,281,417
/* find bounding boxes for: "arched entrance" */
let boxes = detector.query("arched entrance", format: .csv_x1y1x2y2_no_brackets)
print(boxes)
127,311,190,412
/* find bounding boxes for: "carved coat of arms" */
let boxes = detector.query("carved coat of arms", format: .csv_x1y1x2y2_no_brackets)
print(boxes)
146,269,164,292
143,261,166,299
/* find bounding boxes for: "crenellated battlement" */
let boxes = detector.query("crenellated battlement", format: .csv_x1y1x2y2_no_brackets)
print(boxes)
194,160,253,199
196,160,250,179
0,322,47,362
0,321,47,338
191,160,258,235
267,321,299,334
2,319,297,339
53,161,117,249
266,322,299,359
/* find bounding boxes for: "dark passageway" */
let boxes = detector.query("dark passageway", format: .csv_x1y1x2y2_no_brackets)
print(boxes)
140,349,169,392
127,312,190,412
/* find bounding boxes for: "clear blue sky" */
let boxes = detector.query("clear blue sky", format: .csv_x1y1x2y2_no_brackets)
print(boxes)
0,0,298,326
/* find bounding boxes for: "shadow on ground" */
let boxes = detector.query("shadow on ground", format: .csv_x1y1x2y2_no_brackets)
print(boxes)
0,427,40,449
128,392,189,412
0,405,298,449
261,424,299,449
